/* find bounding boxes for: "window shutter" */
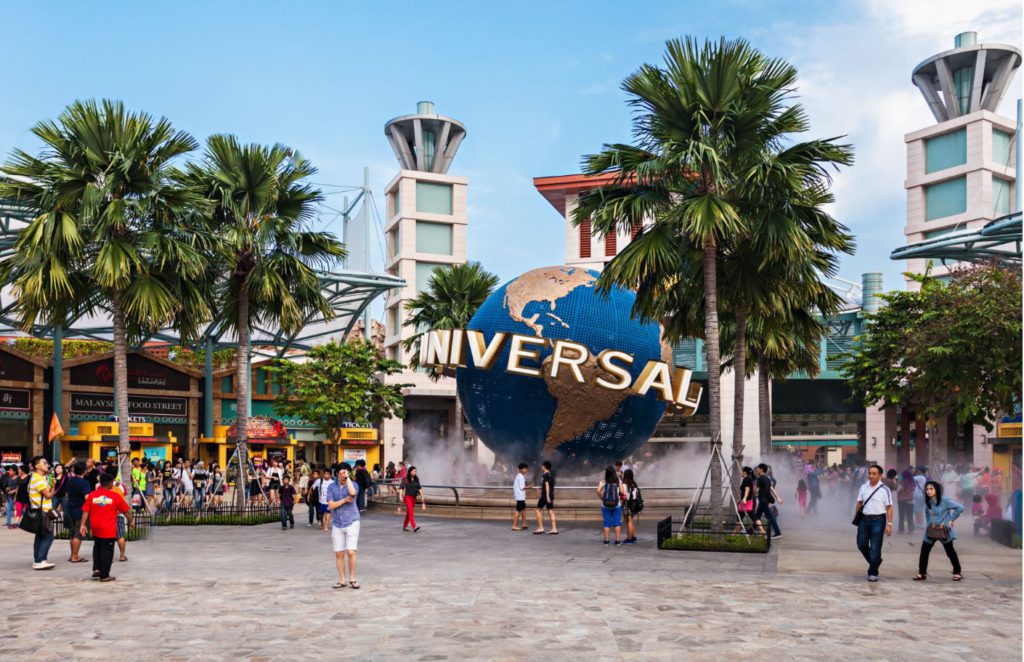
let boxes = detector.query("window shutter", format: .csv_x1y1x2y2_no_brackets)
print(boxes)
604,230,617,257
579,218,591,258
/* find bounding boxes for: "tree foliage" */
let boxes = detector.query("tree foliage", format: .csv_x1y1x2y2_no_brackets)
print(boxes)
844,263,1022,430
402,261,500,374
267,340,409,443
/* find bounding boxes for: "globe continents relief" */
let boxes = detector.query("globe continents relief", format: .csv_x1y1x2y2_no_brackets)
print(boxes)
456,266,669,475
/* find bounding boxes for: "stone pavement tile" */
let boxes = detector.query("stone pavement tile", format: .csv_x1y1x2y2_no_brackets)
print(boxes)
0,512,1019,661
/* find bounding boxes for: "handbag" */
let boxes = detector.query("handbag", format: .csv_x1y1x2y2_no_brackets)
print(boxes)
926,504,949,540
852,485,884,526
18,490,51,534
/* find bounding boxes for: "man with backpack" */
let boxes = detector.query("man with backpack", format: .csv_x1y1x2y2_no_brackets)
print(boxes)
353,460,372,512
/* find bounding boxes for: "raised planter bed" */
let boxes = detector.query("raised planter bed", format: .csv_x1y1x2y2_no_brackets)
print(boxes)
657,516,771,553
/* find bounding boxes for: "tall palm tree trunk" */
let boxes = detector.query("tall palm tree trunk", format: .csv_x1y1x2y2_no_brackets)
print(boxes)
703,240,723,530
758,358,771,459
732,306,747,487
111,290,133,487
234,288,250,509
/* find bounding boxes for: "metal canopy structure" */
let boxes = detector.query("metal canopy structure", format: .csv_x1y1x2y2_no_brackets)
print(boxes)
890,211,1022,265
1,189,403,442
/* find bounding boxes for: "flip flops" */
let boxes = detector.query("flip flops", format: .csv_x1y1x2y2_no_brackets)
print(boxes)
333,582,347,589
69,558,89,563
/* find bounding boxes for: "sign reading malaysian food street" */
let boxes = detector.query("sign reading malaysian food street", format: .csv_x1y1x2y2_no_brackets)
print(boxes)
419,328,703,414
70,393,187,418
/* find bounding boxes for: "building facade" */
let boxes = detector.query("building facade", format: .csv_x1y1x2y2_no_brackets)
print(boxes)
903,32,1020,286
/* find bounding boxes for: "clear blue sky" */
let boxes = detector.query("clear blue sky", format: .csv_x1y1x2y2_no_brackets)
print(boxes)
3,1,1020,297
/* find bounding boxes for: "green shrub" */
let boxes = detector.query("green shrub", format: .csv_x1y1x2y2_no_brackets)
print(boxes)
660,532,767,553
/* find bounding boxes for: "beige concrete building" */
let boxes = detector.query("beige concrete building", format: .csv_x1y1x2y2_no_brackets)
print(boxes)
380,102,491,467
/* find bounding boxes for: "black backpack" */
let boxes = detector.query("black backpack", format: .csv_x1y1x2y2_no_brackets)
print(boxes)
628,486,644,515
15,476,30,506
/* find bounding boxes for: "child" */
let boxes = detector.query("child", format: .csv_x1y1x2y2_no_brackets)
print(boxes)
512,462,529,531
279,476,297,529
796,479,808,517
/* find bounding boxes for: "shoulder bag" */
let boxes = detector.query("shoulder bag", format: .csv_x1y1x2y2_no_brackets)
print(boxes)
926,503,949,541
18,486,49,534
852,485,884,526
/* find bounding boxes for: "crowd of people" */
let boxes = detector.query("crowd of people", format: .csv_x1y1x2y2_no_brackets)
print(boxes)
6,449,1020,590
4,455,134,580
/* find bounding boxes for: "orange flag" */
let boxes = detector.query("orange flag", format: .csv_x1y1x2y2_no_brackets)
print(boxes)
48,413,64,442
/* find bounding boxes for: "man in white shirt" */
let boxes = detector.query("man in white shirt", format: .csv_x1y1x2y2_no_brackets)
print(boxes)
317,468,333,530
854,464,894,582
511,463,529,531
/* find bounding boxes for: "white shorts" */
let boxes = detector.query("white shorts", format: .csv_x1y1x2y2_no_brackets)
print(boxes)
331,521,360,552
298,476,309,490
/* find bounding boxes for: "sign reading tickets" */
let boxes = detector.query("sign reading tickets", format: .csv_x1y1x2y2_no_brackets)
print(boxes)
419,329,703,414
70,393,187,418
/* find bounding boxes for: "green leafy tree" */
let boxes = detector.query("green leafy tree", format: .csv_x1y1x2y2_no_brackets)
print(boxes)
267,340,408,444
402,261,500,444
575,37,851,524
844,264,1022,468
185,136,345,504
0,100,211,481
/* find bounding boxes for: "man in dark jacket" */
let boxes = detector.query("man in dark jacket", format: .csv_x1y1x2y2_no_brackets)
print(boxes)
353,460,372,512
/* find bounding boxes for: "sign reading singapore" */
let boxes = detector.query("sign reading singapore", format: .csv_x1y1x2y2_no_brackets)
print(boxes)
419,329,703,414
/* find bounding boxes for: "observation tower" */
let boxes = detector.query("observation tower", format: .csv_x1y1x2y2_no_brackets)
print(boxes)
381,102,478,467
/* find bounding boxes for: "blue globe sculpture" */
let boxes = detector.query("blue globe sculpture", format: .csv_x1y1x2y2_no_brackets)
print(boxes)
457,266,668,475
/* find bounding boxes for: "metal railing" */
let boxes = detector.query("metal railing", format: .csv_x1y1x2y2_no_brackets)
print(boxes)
368,480,698,510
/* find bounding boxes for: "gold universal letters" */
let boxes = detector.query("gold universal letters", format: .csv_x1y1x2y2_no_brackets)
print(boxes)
418,329,702,414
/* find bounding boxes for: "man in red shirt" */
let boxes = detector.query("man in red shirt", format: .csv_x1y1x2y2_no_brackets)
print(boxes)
80,473,133,582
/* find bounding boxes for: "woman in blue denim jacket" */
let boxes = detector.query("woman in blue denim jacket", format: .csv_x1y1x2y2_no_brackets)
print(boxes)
913,480,964,581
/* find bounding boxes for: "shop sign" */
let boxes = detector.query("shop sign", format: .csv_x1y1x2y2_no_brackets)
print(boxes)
342,449,367,464
0,388,30,411
70,355,190,391
1,451,23,464
144,446,168,462
100,435,161,443
0,353,35,382
71,393,187,418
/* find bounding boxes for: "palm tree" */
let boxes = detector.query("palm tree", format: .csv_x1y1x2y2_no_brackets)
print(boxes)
186,136,345,505
0,100,211,482
402,262,500,445
575,37,852,526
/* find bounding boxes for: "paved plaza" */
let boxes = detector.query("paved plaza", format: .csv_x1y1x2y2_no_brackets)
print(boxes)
1,507,1020,661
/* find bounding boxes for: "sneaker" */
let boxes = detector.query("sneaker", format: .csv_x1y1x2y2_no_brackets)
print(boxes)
623,539,636,545
614,541,621,546
33,561,55,570
603,540,610,545
771,533,782,539
867,575,879,582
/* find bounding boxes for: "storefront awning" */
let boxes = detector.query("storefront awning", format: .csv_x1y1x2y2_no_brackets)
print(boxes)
772,439,858,447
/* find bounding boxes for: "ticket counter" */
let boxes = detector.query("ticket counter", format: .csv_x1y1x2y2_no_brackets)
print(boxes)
60,420,175,464
334,427,381,469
